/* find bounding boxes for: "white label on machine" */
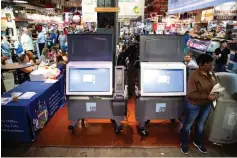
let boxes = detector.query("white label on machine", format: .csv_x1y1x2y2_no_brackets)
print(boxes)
157,75,170,84
86,102,96,112
228,112,237,126
156,103,166,112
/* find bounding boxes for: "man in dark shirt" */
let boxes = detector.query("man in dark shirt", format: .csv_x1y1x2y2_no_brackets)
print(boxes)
214,40,230,72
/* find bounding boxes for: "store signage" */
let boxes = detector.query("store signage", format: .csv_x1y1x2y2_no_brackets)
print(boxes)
214,1,237,20
82,0,97,22
201,9,214,22
168,0,234,14
25,14,63,23
118,0,145,19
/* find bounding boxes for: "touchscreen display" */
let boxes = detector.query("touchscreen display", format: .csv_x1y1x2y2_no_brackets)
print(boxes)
143,69,184,93
69,68,110,92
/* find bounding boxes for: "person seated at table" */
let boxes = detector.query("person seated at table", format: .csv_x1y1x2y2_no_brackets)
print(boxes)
58,50,68,63
40,47,49,63
56,55,66,76
26,50,40,65
48,46,58,62
184,53,198,69
55,42,60,50
18,54,35,83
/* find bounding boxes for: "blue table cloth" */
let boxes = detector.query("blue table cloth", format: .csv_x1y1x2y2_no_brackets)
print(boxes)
1,76,65,142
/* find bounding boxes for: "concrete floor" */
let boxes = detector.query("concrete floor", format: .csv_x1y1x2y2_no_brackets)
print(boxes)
1,72,237,157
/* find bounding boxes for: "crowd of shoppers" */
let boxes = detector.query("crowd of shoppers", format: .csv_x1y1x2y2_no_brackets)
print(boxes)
1,25,69,85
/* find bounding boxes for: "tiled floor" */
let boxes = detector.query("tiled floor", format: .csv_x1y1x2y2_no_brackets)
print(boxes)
2,72,237,157
1,146,236,157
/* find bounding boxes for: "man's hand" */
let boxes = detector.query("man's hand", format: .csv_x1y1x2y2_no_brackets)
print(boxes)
208,94,217,101
1,56,8,64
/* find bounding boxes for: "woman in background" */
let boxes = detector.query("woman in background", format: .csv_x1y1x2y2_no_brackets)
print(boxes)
18,54,35,83
40,48,49,63
26,50,40,65
181,54,218,155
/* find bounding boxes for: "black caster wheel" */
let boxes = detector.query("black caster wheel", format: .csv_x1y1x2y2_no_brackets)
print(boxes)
145,120,150,125
115,125,123,134
68,125,73,130
68,125,75,134
71,128,75,134
140,129,149,136
170,119,175,123
111,119,115,123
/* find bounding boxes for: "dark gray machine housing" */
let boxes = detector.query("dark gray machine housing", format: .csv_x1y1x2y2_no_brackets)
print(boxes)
66,34,127,134
136,35,186,136
139,35,185,62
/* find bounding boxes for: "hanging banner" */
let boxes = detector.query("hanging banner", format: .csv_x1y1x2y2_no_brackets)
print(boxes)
82,0,97,22
201,9,214,22
118,0,145,19
168,0,235,15
214,1,237,20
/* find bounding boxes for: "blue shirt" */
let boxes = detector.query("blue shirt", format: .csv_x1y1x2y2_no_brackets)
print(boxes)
57,62,66,75
37,32,46,43
50,33,57,43
184,34,190,45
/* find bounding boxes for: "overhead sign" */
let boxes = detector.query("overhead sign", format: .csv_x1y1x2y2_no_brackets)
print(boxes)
118,0,145,19
201,9,214,22
82,0,97,22
168,0,235,14
214,1,237,20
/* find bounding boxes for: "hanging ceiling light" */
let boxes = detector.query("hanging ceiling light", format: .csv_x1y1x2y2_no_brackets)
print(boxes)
13,0,28,3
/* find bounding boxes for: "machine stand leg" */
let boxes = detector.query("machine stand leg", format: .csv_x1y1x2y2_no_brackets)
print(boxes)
81,119,85,127
111,119,123,134
170,119,176,123
139,120,149,136
68,120,80,134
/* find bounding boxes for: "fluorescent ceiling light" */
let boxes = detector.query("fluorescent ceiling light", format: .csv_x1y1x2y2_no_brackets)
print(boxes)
13,0,28,3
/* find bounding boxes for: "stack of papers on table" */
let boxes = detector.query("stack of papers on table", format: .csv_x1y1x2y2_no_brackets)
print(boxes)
1,98,12,105
210,83,225,108
19,92,36,99
44,79,58,83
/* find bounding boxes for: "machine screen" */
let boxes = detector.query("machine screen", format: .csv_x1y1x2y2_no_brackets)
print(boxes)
69,68,110,92
143,69,184,93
